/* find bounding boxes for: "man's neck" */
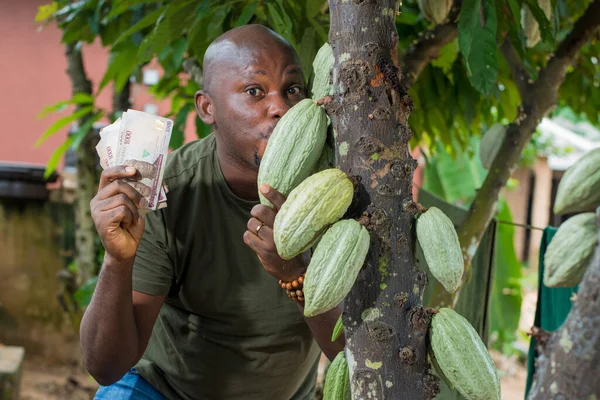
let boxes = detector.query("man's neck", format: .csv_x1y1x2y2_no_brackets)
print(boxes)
215,144,259,201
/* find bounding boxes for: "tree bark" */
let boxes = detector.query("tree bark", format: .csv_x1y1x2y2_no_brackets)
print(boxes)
112,79,131,120
327,1,438,398
65,42,98,286
528,209,600,399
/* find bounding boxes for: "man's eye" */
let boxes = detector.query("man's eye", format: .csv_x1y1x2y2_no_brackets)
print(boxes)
246,88,264,97
287,87,302,95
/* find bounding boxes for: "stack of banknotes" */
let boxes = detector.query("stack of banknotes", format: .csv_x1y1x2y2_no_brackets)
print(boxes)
95,109,173,214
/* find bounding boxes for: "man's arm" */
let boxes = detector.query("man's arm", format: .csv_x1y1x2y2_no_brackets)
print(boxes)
298,304,345,360
81,165,165,386
80,256,165,385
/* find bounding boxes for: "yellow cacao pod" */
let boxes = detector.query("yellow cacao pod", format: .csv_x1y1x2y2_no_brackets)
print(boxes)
416,207,464,293
553,148,600,215
323,351,351,400
521,0,553,48
430,308,501,400
303,219,370,317
544,212,598,288
258,98,328,208
417,0,453,24
310,42,335,100
479,124,507,169
273,168,354,260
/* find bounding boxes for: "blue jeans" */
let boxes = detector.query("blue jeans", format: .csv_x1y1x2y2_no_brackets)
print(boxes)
95,368,167,399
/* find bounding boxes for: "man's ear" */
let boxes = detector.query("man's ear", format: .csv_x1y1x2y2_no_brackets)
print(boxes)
195,90,215,125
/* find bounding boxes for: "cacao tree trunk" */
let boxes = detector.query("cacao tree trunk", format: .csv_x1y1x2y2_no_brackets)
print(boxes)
327,1,438,398
65,43,99,286
528,209,600,399
112,79,131,121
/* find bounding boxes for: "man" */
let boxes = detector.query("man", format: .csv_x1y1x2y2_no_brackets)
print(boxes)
81,24,344,400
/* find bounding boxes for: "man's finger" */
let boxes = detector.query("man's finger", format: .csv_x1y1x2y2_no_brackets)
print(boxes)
250,204,277,228
99,165,139,189
96,194,140,224
259,184,286,211
243,230,267,256
97,179,146,209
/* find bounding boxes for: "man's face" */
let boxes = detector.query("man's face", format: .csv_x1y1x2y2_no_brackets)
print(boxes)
208,45,306,170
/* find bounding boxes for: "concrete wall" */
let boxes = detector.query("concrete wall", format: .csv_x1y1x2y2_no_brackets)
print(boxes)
0,196,80,364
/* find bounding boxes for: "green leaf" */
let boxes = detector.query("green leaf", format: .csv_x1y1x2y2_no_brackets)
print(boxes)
267,3,294,46
523,0,554,44
44,135,74,179
331,314,344,342
431,39,459,82
170,103,193,150
196,115,213,139
306,0,325,19
113,5,165,45
489,198,523,351
36,93,94,119
106,0,162,19
298,27,317,83
73,276,98,308
35,2,59,23
235,2,258,26
458,0,499,95
70,111,104,150
36,106,94,147
98,46,139,94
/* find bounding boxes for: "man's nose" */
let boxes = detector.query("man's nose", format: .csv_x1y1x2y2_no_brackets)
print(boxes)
267,93,292,119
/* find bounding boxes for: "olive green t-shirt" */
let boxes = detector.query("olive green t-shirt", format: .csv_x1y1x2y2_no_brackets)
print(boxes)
132,134,321,400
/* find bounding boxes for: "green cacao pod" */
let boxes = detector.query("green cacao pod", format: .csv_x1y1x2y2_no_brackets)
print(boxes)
313,141,335,173
544,212,598,288
430,308,501,400
309,42,334,100
304,219,370,317
258,98,328,208
331,314,344,342
417,0,453,24
273,168,354,260
522,0,553,48
416,207,464,293
479,124,507,169
553,148,600,215
323,351,351,400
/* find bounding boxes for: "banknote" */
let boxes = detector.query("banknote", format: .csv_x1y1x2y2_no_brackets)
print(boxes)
96,111,172,213
116,110,172,211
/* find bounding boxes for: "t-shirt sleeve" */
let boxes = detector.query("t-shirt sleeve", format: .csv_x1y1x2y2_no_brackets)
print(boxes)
132,210,173,296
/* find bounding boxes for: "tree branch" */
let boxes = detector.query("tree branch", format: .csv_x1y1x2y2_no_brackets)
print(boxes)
528,209,600,399
183,58,203,88
500,39,531,100
457,0,600,283
401,1,461,88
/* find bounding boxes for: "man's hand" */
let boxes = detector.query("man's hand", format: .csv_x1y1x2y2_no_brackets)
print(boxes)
91,166,147,263
243,184,308,281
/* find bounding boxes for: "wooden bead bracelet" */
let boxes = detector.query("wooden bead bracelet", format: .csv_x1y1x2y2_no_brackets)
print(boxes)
278,272,306,302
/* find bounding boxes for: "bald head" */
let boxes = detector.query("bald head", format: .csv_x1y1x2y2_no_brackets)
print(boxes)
202,25,300,94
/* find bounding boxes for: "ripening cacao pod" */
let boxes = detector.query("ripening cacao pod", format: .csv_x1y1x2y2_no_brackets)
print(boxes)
417,0,453,24
521,0,553,48
544,212,598,288
553,148,600,215
416,207,464,293
479,124,507,169
309,42,335,100
273,168,354,260
323,351,351,400
303,219,370,317
258,98,328,208
430,308,501,400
